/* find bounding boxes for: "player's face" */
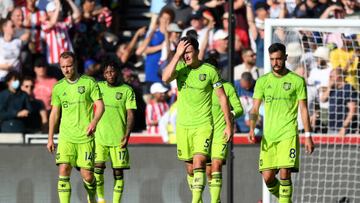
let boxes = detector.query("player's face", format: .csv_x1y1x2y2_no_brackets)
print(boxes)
59,57,76,80
103,66,119,85
270,50,287,73
183,45,198,66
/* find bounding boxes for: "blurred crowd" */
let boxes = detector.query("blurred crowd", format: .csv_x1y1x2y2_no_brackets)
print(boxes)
0,0,359,141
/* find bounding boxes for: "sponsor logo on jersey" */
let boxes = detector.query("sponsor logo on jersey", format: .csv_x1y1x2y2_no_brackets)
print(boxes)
283,82,291,91
78,86,85,94
199,74,207,81
116,92,123,100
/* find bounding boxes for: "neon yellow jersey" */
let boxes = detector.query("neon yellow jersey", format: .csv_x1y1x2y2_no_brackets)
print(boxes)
212,81,243,132
95,81,137,146
51,75,101,143
176,61,222,128
253,70,307,142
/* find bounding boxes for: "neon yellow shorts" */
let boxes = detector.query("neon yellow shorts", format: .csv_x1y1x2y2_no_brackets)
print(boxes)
95,144,130,169
176,125,213,161
259,136,299,172
210,127,227,161
56,139,95,170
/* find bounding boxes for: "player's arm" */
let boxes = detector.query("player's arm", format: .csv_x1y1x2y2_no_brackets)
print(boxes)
248,99,261,143
87,99,104,136
215,87,233,142
228,85,244,118
121,109,135,148
47,105,61,153
299,99,315,154
162,39,189,84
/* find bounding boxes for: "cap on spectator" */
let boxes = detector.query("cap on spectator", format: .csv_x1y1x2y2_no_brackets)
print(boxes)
34,58,48,68
84,59,96,71
255,2,269,11
286,42,302,57
313,46,330,60
190,11,203,20
150,82,168,94
167,23,182,33
46,1,56,12
213,29,228,41
255,18,264,30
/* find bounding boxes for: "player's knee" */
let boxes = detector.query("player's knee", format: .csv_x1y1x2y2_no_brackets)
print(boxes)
185,161,194,175
211,159,223,172
58,164,72,176
113,169,124,177
193,154,207,168
262,172,276,184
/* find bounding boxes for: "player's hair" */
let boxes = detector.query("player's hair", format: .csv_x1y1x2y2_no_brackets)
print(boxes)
180,36,199,51
268,43,286,55
60,51,76,61
101,61,121,73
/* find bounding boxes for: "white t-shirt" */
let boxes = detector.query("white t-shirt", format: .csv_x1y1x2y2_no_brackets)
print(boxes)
308,65,332,89
233,63,263,81
0,37,22,80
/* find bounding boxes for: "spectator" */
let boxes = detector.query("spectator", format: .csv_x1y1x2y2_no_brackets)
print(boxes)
321,68,357,136
164,0,193,28
160,23,183,70
0,71,32,133
182,11,210,51
267,0,288,18
21,0,46,55
285,42,303,70
210,29,229,79
246,2,269,69
145,82,169,134
321,0,360,19
224,0,248,35
293,0,325,18
0,18,24,81
41,0,81,66
136,8,174,93
329,34,359,90
21,76,48,133
234,48,263,81
33,58,57,111
0,0,14,19
222,12,250,52
235,72,255,133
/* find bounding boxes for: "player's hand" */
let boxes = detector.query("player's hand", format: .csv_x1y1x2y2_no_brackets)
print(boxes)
223,125,233,142
121,135,130,148
47,139,55,153
304,137,315,154
86,122,97,136
175,39,190,57
248,129,256,143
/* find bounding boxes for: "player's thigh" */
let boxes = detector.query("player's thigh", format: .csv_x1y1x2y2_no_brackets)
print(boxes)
110,146,130,169
211,128,228,161
176,126,193,161
76,140,95,170
192,125,213,157
277,136,300,172
259,139,277,172
95,143,110,164
56,140,76,167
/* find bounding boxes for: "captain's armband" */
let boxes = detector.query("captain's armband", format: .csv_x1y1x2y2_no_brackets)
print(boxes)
249,113,258,121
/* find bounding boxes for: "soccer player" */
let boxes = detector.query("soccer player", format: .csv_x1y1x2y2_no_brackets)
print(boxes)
47,51,104,203
162,36,233,203
94,62,137,203
248,43,315,203
207,78,243,203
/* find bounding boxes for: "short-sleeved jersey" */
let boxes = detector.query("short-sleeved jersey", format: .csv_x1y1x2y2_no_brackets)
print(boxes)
253,70,307,142
51,75,101,143
212,81,243,131
95,82,137,146
176,61,222,128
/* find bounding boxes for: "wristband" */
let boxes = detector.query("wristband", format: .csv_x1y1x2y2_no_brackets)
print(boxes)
305,132,312,138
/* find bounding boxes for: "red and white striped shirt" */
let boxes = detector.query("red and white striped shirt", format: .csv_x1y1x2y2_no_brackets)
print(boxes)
146,101,169,134
22,7,46,53
42,17,73,64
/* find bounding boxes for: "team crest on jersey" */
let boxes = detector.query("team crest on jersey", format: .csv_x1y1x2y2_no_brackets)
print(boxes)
78,86,85,94
115,92,123,100
199,74,207,81
283,82,291,91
